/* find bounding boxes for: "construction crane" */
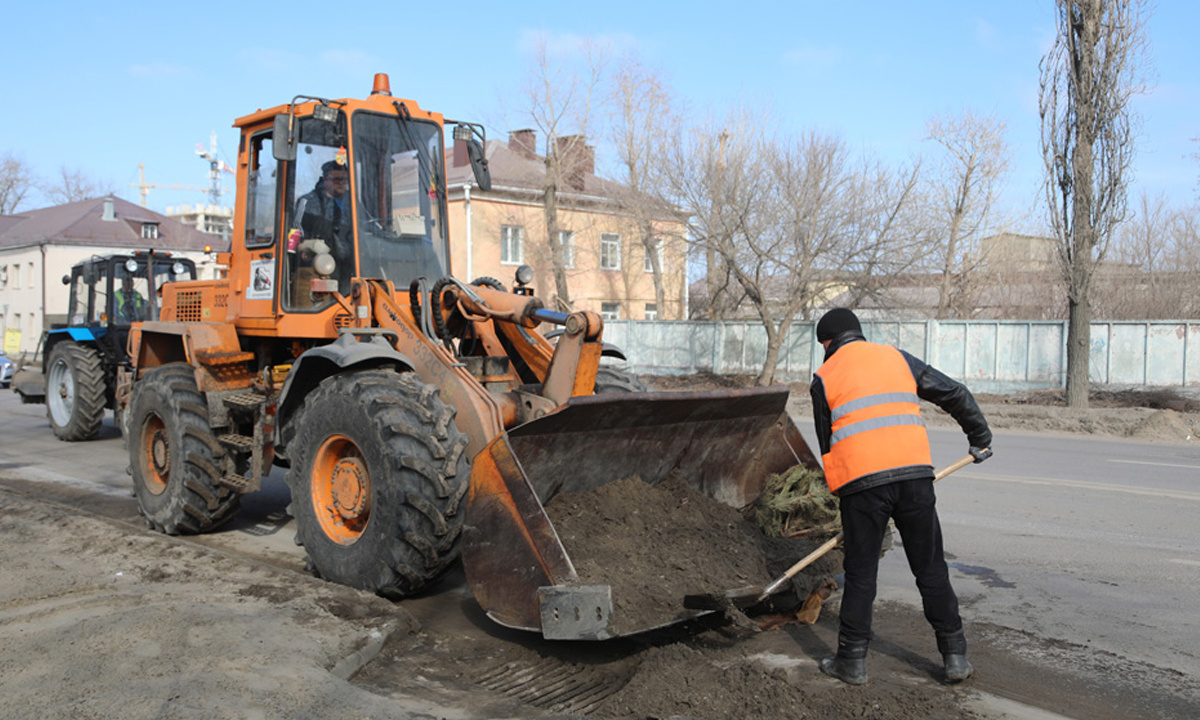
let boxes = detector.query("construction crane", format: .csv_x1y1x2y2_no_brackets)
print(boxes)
127,164,208,207
195,130,234,206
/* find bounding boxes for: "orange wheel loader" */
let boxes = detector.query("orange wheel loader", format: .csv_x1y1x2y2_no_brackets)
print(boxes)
120,74,821,640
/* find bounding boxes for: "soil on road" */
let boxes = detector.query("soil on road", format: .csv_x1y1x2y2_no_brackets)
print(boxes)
1,380,1197,719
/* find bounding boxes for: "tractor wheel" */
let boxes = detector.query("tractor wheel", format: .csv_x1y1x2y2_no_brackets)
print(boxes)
46,341,107,441
286,369,470,598
593,366,649,395
127,363,240,534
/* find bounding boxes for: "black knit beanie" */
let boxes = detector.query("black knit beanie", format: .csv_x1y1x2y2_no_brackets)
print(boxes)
816,308,861,342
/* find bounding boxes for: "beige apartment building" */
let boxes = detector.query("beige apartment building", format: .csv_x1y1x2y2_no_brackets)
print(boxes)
445,130,689,320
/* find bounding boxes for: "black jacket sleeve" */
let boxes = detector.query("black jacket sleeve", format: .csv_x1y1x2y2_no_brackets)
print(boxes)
901,350,992,448
810,375,833,456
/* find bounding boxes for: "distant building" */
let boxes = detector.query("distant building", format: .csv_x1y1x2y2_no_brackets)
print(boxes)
980,232,1059,274
166,203,234,240
444,130,689,320
0,196,226,356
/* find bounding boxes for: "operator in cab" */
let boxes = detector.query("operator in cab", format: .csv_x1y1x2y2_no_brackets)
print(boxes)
291,159,353,303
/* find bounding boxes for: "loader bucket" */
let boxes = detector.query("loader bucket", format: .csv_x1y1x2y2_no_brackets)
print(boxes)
460,385,819,640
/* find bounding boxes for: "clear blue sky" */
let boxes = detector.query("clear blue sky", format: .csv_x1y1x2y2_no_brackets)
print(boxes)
3,1,1197,229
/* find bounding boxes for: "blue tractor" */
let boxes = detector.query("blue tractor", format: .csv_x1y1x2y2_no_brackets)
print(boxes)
14,252,197,440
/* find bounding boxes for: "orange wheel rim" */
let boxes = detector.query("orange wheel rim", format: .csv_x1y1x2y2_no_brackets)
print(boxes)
311,434,372,545
141,413,169,495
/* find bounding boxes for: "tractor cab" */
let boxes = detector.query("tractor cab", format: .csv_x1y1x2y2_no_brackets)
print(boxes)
13,252,197,439
63,252,197,337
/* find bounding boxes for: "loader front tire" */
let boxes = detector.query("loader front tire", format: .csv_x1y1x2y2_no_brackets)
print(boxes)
46,341,106,441
128,363,239,534
287,369,470,598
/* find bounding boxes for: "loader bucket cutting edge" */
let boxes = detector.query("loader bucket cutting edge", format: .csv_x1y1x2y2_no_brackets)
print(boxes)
460,385,819,640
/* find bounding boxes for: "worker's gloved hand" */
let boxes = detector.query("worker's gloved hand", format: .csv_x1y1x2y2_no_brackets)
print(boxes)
969,446,992,464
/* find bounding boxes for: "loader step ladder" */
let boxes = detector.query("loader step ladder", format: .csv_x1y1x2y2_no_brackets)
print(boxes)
216,388,274,494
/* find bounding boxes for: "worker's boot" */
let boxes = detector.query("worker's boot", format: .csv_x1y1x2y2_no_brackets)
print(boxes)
937,630,974,683
819,637,869,685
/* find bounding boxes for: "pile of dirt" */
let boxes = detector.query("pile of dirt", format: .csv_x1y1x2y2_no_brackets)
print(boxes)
596,637,968,720
544,472,775,635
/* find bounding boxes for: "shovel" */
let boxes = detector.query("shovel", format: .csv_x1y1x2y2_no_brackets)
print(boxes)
684,452,982,611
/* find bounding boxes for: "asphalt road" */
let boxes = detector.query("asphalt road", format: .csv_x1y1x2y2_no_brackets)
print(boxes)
3,390,1199,717
792,417,1200,681
930,425,1200,680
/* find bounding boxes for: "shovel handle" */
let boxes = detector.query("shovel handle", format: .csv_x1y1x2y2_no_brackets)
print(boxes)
759,532,843,599
935,453,977,481
756,453,979,602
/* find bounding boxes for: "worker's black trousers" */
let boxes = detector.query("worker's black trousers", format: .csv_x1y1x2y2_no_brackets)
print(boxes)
837,477,963,646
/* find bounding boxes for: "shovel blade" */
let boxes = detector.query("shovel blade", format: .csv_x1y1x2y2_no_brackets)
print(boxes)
461,385,819,639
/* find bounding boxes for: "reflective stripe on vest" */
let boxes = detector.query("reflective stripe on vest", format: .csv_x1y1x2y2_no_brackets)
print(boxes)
816,342,931,493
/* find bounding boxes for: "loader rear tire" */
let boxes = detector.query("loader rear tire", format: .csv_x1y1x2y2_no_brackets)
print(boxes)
127,363,240,534
46,341,106,441
287,369,470,598
593,366,649,395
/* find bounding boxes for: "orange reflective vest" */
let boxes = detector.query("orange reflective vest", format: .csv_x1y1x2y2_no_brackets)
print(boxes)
815,341,932,494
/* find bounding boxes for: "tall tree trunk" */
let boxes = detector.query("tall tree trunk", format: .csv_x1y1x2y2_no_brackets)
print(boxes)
640,220,666,316
543,159,571,309
1065,294,1091,407
757,323,780,386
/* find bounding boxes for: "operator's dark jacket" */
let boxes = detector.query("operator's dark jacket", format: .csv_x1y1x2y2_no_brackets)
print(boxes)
810,330,992,496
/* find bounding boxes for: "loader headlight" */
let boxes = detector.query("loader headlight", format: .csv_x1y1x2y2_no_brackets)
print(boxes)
172,262,186,276
125,259,139,273
515,264,534,287
313,253,337,277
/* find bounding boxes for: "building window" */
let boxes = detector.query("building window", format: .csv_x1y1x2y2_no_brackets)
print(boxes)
600,302,621,320
644,237,664,273
27,262,34,288
557,230,575,269
644,303,658,320
142,223,159,240
501,225,524,265
13,264,22,288
600,233,621,270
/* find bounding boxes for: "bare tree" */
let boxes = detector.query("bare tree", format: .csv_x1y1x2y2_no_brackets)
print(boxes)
608,59,680,317
42,166,109,205
1100,193,1200,319
1,152,35,214
521,37,607,311
662,112,769,323
666,119,924,384
1039,0,1151,407
925,112,1011,318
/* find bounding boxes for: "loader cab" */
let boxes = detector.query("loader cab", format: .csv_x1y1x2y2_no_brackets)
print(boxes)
274,101,451,313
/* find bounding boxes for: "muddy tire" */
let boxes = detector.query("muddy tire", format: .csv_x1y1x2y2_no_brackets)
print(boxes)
593,366,649,395
46,341,106,441
286,369,470,598
128,363,240,534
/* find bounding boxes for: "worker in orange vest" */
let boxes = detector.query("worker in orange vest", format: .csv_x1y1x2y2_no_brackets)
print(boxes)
811,308,992,685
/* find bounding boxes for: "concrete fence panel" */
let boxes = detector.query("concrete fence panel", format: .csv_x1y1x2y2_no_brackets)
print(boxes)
607,319,1198,395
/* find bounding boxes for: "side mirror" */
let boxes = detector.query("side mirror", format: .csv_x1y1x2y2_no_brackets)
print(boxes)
273,114,297,162
62,275,71,285
466,138,492,192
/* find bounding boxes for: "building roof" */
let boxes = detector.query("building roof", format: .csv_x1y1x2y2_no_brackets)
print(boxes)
446,133,680,221
0,196,227,252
